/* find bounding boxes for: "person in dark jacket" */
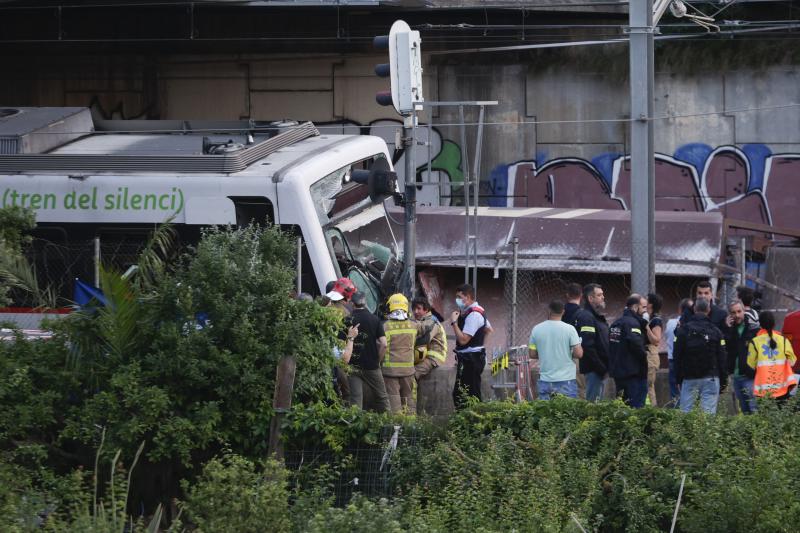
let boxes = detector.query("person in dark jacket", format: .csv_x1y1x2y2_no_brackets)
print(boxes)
674,298,727,414
562,283,583,327
574,283,610,402
724,299,758,413
563,282,585,399
693,280,729,335
609,296,649,408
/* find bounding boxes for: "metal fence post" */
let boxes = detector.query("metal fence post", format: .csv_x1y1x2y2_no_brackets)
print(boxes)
296,236,302,295
511,237,519,347
740,236,747,287
460,105,470,284
93,236,100,287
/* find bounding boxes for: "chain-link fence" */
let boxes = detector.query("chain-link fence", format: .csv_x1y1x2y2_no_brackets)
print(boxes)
22,237,147,303
284,426,428,506
499,236,800,347
1,236,150,328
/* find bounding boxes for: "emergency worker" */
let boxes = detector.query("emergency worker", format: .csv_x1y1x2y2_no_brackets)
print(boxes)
329,277,356,315
574,283,610,402
412,297,447,381
382,293,421,414
609,296,649,408
450,283,493,409
747,311,798,402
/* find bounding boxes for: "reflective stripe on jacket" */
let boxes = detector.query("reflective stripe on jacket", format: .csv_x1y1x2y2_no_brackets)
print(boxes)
415,314,448,365
383,319,418,377
748,330,798,397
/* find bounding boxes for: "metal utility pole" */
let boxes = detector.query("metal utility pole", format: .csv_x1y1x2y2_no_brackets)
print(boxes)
629,0,656,295
402,113,417,298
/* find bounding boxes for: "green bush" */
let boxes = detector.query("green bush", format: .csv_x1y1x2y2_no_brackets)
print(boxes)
182,454,291,533
283,399,800,532
1,224,344,521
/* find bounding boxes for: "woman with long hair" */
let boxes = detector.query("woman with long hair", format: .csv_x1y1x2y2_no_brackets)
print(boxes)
747,311,798,402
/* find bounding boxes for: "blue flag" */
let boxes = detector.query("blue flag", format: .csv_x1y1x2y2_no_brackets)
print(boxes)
73,279,108,307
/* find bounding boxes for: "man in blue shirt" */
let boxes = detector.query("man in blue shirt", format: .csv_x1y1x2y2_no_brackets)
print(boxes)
529,300,584,399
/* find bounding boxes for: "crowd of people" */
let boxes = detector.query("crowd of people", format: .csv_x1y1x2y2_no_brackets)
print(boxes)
531,281,798,413
313,278,491,414
308,276,797,415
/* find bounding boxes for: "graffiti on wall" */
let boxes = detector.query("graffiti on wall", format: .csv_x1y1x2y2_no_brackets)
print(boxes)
488,143,800,231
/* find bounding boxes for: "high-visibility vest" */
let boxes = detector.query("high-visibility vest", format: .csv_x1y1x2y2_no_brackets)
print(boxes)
383,319,418,377
414,314,448,365
747,329,798,397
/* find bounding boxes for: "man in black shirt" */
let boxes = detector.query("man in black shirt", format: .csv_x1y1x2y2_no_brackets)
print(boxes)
562,283,582,327
563,282,584,399
609,296,649,408
575,283,610,402
694,280,729,335
347,292,391,412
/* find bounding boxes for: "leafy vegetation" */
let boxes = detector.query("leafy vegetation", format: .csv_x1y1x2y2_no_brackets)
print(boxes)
0,206,54,308
4,205,800,531
279,399,800,533
1,218,343,526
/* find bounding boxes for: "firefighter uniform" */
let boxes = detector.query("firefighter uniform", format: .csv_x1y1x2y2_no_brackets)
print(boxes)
382,294,421,414
414,313,448,381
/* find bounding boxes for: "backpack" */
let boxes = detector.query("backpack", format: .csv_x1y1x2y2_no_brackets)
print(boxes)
683,325,718,375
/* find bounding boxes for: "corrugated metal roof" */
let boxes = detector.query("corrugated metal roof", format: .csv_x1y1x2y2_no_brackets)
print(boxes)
343,206,723,277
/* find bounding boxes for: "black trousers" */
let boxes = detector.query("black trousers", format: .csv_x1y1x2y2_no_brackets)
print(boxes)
453,350,486,409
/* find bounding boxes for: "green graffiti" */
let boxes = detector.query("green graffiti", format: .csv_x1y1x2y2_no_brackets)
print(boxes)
417,140,463,183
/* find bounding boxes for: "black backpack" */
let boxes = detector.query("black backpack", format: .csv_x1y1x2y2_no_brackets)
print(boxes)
683,325,718,376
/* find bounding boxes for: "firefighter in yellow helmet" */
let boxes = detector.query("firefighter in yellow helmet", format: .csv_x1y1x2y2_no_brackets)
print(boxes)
382,293,423,414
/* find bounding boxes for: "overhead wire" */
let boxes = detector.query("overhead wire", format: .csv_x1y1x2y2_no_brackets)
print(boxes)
18,101,800,138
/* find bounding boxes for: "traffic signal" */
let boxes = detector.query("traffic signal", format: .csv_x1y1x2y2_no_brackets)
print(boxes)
351,157,399,204
374,20,424,116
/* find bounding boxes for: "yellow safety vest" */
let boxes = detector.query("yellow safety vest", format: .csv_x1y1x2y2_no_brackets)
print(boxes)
383,319,418,377
748,330,798,397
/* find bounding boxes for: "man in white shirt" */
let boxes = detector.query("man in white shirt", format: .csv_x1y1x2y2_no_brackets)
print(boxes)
450,283,493,409
529,301,583,399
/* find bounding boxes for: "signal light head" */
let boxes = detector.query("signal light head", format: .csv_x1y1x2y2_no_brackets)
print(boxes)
373,35,389,50
375,63,390,77
375,91,393,107
350,158,397,203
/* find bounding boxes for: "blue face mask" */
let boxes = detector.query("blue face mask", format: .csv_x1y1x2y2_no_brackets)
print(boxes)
455,297,465,310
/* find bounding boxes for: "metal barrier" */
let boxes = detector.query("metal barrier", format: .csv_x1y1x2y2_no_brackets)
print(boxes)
490,345,534,402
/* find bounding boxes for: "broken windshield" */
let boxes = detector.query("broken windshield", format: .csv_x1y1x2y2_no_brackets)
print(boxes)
310,158,398,312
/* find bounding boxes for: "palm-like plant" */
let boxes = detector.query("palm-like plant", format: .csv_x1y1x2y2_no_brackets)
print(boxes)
66,221,176,373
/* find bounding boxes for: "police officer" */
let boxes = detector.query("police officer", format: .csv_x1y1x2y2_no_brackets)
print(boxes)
574,283,610,402
450,283,492,409
412,297,447,381
609,295,649,408
674,297,727,414
382,293,421,414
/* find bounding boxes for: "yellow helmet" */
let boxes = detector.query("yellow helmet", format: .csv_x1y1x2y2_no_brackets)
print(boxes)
387,293,409,313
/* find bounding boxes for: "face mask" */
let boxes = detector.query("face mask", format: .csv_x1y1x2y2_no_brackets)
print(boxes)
455,297,465,310
642,312,650,321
